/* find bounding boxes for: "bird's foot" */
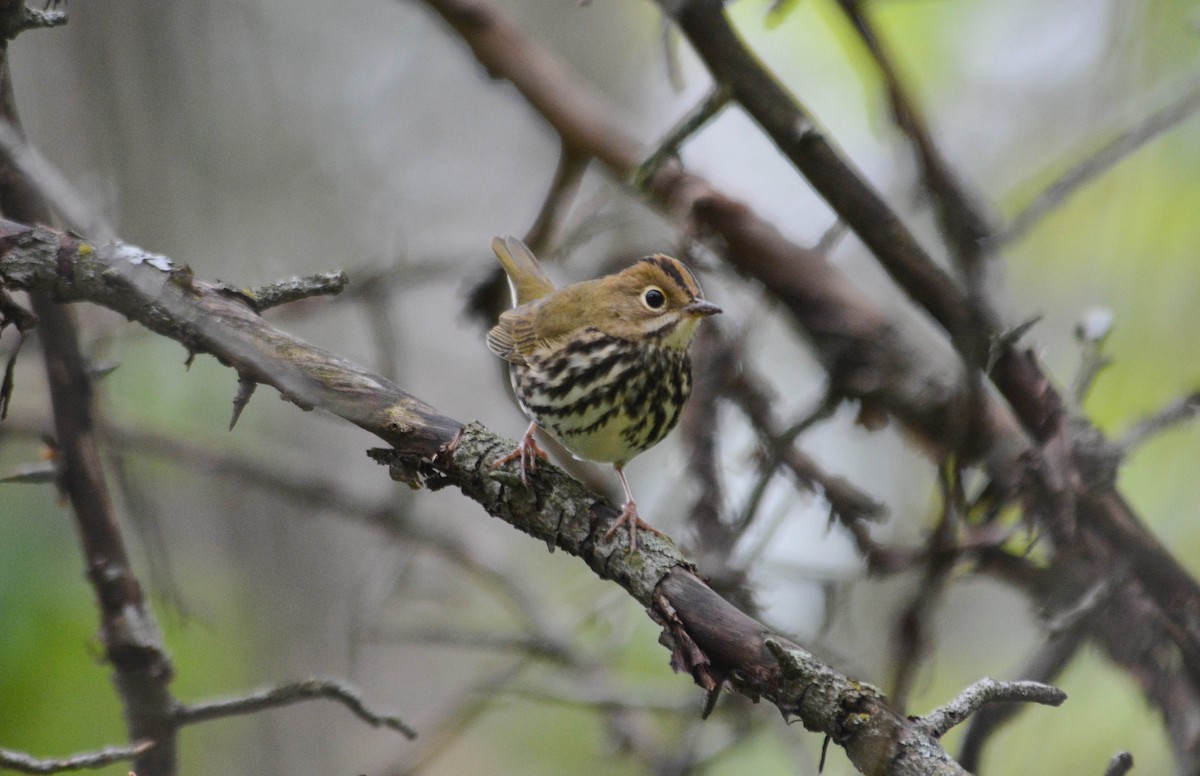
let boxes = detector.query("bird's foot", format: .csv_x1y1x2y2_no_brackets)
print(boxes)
604,500,666,554
492,425,549,486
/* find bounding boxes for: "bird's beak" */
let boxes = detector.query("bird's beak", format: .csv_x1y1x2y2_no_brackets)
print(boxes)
683,299,722,317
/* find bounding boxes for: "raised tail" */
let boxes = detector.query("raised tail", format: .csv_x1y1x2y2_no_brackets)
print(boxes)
491,235,555,306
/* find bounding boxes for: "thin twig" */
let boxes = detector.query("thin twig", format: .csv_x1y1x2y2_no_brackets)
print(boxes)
835,0,994,274
247,271,349,311
918,678,1067,738
1070,308,1114,406
174,678,417,739
889,461,962,712
998,77,1200,246
1120,392,1200,452
0,741,153,774
632,84,731,191
525,141,589,252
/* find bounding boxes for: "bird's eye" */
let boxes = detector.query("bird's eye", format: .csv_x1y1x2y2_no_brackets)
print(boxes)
642,287,666,310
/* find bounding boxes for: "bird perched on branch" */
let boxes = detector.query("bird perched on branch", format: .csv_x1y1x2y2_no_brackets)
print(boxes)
486,235,721,552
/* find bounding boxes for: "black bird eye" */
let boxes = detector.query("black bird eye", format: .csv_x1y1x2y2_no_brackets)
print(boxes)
643,287,666,310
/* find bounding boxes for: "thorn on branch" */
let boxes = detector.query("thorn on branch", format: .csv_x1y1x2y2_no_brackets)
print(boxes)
1104,751,1134,776
245,271,349,312
173,677,417,740
985,315,1042,374
916,677,1066,738
0,740,153,774
228,374,257,431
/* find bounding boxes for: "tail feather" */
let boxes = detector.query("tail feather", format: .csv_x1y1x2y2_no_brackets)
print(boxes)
492,235,555,306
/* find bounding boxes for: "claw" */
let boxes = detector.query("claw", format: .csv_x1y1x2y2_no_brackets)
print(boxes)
604,499,666,554
493,422,548,486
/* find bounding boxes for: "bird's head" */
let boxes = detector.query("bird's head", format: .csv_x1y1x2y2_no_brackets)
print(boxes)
597,254,721,349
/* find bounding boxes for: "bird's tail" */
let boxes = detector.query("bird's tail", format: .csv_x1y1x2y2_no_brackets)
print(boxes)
491,235,555,306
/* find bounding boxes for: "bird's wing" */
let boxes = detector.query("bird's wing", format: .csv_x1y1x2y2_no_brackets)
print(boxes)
486,312,523,364
492,235,555,306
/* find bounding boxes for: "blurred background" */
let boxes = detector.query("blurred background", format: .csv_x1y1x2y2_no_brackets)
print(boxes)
1,0,1198,773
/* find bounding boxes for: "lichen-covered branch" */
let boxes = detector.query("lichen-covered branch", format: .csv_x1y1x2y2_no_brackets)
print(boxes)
1,221,996,775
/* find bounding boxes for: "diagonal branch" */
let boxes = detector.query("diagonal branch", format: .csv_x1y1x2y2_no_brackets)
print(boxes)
998,77,1200,246
834,0,994,275
1,221,984,776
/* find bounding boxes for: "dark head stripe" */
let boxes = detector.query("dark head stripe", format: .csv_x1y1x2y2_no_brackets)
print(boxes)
639,255,699,297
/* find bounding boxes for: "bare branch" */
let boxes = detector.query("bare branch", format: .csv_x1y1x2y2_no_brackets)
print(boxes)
1071,308,1114,406
834,0,994,274
1120,392,1200,452
0,742,153,774
917,678,1067,738
633,84,731,190
998,77,1200,246
0,38,177,774
247,270,348,311
174,678,417,739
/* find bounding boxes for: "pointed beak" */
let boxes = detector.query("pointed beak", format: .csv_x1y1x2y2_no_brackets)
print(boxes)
683,299,722,317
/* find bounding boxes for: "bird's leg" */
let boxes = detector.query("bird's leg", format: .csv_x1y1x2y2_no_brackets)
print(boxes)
493,421,549,486
604,464,667,553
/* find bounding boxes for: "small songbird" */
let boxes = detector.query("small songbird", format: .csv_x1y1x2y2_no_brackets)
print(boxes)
486,236,721,552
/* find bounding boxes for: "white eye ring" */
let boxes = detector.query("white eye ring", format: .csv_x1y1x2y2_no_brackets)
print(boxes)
642,286,666,310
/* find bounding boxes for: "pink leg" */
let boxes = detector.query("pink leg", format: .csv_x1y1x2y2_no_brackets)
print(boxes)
492,422,549,486
603,464,667,553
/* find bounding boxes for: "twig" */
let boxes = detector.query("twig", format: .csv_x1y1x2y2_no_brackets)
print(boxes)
173,678,417,739
0,741,153,774
1119,392,1200,451
525,141,589,252
956,613,1089,770
834,0,994,274
1104,751,1134,776
1043,570,1122,637
997,77,1200,246
632,84,731,191
1071,308,1114,406
917,678,1067,738
889,461,962,712
246,271,348,311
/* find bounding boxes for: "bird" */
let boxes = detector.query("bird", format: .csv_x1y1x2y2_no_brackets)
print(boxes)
486,235,721,552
